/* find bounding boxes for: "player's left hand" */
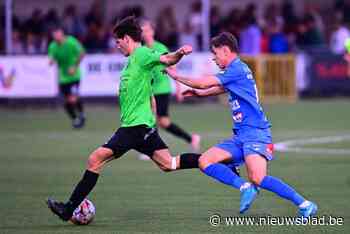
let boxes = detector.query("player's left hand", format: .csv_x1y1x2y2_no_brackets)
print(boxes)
178,45,193,55
68,66,77,75
182,89,200,97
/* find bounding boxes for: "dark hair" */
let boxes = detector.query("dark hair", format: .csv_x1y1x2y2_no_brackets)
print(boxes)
112,16,142,42
210,32,239,52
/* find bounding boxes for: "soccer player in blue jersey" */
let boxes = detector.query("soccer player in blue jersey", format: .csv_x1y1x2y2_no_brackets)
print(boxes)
166,32,317,217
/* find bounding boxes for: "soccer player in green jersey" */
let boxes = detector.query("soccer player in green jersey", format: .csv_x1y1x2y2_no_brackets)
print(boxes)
46,16,203,221
344,38,350,76
48,26,86,129
140,19,201,154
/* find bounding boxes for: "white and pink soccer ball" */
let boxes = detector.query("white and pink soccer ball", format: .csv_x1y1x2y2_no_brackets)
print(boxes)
70,199,95,225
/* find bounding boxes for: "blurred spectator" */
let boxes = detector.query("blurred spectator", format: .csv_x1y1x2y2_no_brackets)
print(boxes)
268,19,289,54
179,20,198,52
239,4,261,55
296,14,325,51
62,4,86,40
282,0,298,34
44,8,60,33
210,5,222,37
24,32,42,54
85,0,104,27
11,30,24,54
25,9,44,36
1,1,347,55
119,5,144,20
260,28,269,53
83,23,108,53
330,14,350,54
281,0,298,51
221,7,242,39
304,4,325,35
263,3,284,30
188,1,203,50
155,6,179,51
338,0,350,24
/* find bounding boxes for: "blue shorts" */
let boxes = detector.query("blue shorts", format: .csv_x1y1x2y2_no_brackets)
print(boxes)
216,127,274,167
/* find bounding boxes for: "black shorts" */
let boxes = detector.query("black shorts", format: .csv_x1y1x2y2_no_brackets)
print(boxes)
154,94,170,117
102,125,168,158
59,81,80,97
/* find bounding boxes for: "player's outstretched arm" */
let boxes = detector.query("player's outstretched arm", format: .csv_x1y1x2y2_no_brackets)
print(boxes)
183,86,225,98
160,45,192,66
166,67,220,89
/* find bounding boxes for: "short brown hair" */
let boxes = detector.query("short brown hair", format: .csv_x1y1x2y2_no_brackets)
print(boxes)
211,32,239,52
112,16,142,42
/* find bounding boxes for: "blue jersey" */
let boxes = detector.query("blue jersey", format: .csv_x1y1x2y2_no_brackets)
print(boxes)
216,57,271,131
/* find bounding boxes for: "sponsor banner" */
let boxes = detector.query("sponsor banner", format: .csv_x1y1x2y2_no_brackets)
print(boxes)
0,53,219,98
0,56,57,97
80,54,126,96
308,53,350,95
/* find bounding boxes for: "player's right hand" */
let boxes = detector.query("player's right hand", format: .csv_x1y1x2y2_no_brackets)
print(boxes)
182,89,199,97
68,66,77,75
178,45,193,55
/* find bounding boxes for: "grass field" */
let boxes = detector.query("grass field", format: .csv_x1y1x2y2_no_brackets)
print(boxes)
1,100,350,234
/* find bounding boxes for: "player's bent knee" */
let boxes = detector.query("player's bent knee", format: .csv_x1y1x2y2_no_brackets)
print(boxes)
198,155,213,170
157,117,170,128
248,173,265,185
67,95,78,104
158,160,172,172
87,149,110,172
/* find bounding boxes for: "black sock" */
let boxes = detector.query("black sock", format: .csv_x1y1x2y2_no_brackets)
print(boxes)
76,99,84,117
64,102,77,120
165,123,192,143
179,153,201,169
66,170,99,211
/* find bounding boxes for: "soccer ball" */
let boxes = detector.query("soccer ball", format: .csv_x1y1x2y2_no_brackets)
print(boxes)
70,198,95,225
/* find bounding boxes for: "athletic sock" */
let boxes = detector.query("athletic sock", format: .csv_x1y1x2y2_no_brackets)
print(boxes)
66,170,99,211
76,99,84,116
64,102,77,120
202,163,246,190
179,153,201,169
165,123,192,143
260,175,306,206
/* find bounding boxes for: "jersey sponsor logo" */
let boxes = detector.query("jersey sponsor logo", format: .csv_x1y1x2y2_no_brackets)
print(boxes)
230,99,240,111
266,143,274,155
233,112,243,123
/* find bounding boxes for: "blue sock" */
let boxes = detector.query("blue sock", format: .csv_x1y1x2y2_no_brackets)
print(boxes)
260,176,305,206
202,163,246,190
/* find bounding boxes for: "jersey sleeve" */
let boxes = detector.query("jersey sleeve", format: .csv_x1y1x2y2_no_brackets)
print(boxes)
48,43,55,60
216,70,237,86
71,37,85,55
216,66,246,86
140,49,164,69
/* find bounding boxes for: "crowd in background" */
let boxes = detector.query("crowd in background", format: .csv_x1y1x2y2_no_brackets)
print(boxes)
1,0,350,55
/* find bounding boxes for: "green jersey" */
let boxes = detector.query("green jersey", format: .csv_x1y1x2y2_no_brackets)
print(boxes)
119,46,165,127
48,36,85,84
149,41,172,95
345,38,350,53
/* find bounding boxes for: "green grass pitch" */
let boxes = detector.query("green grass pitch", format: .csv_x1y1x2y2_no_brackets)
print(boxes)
0,100,349,233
